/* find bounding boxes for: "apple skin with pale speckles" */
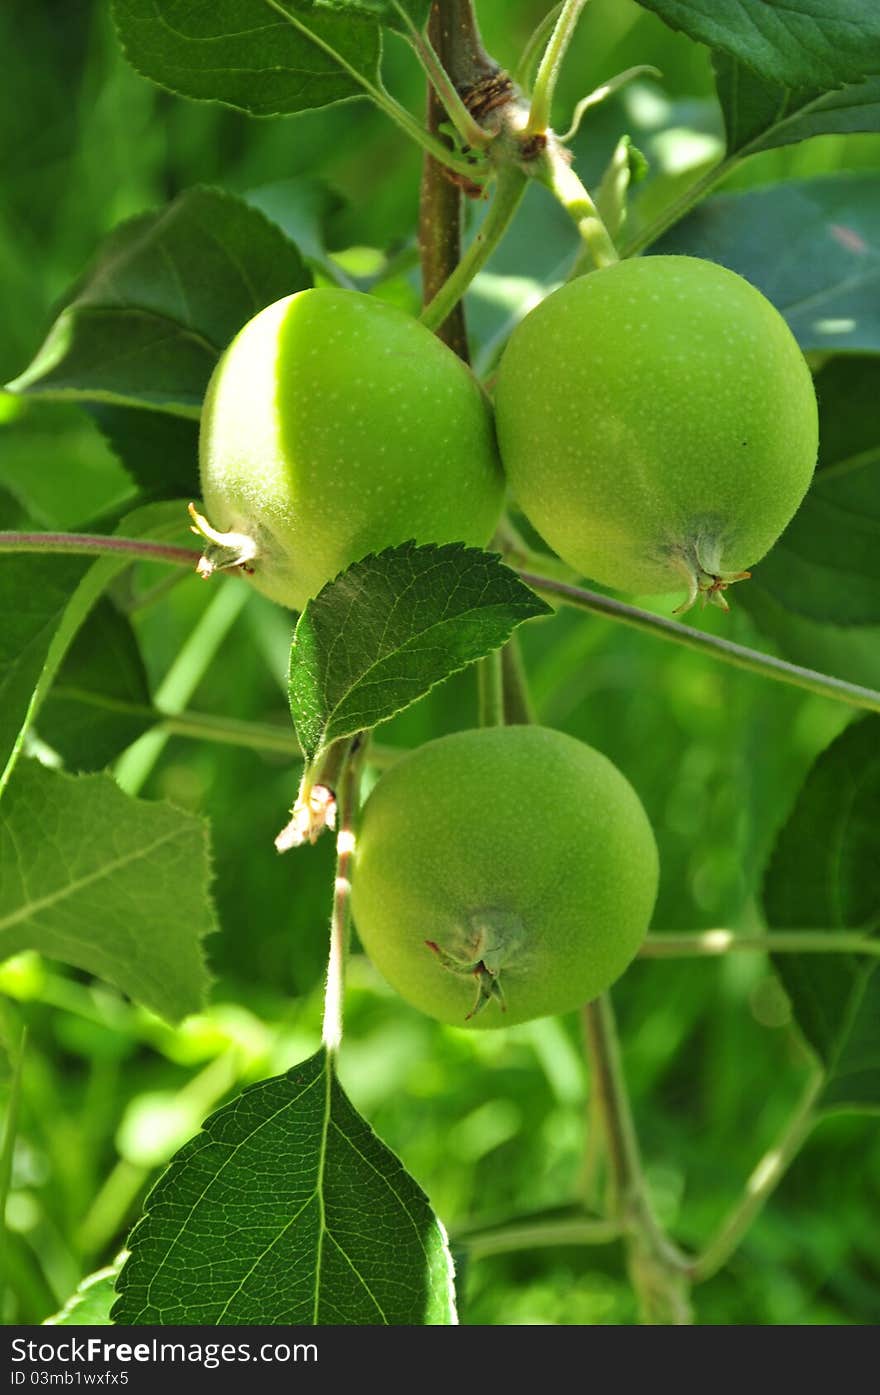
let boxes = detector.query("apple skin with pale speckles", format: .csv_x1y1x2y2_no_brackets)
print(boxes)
494,256,818,608
198,288,504,610
351,726,658,1029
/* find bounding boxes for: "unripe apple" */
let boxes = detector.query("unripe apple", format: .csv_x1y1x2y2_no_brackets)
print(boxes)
351,725,658,1028
193,289,504,609
494,256,818,611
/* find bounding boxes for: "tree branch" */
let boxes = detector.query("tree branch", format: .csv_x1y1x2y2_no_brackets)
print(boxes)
418,1,487,357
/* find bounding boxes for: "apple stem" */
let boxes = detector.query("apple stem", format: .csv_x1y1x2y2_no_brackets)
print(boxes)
532,139,620,269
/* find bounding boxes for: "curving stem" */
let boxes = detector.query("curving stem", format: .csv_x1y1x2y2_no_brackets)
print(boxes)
583,994,693,1323
420,165,528,333
526,0,590,135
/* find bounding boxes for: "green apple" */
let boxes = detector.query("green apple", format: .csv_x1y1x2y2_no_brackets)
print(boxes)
351,725,658,1028
193,288,504,610
494,255,818,611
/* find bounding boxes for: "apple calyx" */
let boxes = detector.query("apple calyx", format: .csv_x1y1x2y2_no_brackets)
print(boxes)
425,910,526,1020
188,503,259,581
672,538,751,616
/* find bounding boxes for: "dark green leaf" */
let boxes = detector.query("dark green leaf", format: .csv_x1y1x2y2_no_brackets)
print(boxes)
764,717,880,1112
714,54,880,157
112,1048,456,1324
7,188,310,415
636,0,880,90
654,173,880,353
812,356,880,475
751,358,880,625
89,406,200,502
0,485,28,530
0,500,188,795
39,600,153,771
0,761,215,1022
112,0,381,117
0,552,92,789
289,542,551,764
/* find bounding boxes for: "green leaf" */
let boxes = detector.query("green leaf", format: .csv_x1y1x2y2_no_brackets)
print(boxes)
0,484,28,531
38,600,153,772
763,717,880,1113
289,542,551,764
714,54,880,158
45,1261,123,1326
0,761,214,1022
0,402,134,529
244,178,346,283
112,0,381,118
112,1048,456,1324
0,499,188,796
0,552,91,789
7,188,310,415
89,406,200,503
654,173,880,353
636,0,880,90
751,358,880,625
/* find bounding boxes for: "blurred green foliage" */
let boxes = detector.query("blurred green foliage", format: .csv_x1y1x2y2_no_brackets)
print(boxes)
1,0,879,1326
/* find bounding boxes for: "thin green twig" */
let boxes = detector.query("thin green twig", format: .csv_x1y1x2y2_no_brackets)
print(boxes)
461,1216,622,1258
420,166,528,331
689,1073,824,1284
398,7,492,150
520,571,880,716
526,0,589,135
0,531,198,567
0,1023,26,1318
266,0,485,181
322,737,368,1055
477,650,505,726
532,144,619,269
621,156,737,258
641,930,880,960
38,689,401,768
515,4,563,90
583,995,693,1323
